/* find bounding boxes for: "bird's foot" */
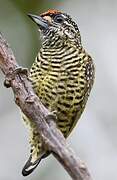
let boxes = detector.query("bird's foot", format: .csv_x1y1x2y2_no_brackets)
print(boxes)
46,110,57,124
4,67,29,88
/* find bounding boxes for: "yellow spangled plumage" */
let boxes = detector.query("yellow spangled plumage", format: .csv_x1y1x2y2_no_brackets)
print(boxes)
22,9,95,176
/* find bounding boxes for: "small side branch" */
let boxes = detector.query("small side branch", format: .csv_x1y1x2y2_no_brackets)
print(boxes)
0,33,92,180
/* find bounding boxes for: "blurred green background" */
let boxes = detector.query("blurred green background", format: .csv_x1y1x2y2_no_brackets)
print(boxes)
0,0,117,180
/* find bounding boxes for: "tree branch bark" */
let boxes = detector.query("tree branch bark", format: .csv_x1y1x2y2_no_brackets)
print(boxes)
0,32,93,180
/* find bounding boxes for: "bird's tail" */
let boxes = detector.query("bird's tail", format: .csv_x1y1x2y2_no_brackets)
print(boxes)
22,152,50,176
22,155,41,176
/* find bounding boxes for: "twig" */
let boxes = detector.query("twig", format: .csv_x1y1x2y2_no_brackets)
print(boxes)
0,33,93,180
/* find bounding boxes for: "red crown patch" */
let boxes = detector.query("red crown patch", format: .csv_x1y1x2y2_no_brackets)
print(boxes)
41,9,62,16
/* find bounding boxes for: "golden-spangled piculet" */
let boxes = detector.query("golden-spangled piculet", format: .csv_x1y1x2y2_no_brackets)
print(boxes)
22,9,95,176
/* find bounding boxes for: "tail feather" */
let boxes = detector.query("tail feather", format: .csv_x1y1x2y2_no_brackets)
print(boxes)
22,155,41,176
22,152,50,176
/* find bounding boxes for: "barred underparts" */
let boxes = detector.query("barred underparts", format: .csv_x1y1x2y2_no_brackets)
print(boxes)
22,9,95,176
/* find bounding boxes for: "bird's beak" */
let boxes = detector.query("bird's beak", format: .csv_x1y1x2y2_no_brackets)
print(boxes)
28,14,49,29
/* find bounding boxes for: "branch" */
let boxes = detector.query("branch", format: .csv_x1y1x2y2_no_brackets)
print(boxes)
0,33,92,180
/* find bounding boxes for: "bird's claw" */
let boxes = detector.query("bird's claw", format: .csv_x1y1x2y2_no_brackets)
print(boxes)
4,79,11,88
4,67,29,88
46,110,57,122
14,67,29,75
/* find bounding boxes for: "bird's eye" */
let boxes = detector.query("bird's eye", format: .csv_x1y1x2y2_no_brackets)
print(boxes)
54,15,64,23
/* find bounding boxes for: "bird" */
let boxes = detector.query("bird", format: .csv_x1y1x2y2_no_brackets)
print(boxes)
22,9,95,176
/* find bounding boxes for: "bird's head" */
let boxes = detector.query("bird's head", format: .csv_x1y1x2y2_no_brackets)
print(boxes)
28,9,81,47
